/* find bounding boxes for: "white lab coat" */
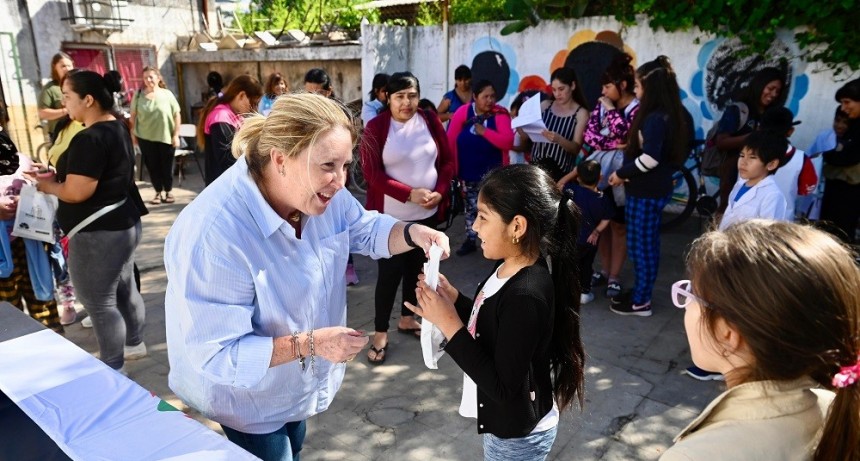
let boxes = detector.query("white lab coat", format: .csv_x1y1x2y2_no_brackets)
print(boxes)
719,175,788,230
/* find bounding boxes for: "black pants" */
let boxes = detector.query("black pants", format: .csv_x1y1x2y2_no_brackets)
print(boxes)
820,178,860,244
373,217,436,332
139,138,175,194
576,242,598,295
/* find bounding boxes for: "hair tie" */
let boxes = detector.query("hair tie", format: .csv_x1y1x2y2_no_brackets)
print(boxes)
559,188,573,210
832,355,860,389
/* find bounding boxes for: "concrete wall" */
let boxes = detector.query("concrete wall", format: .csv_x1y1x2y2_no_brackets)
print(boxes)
362,16,857,150
0,0,201,156
174,45,362,122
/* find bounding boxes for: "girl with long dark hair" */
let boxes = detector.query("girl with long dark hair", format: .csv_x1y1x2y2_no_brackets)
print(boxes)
407,164,584,460
608,56,692,317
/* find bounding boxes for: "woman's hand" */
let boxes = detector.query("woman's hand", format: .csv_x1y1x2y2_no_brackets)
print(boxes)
608,171,625,187
313,327,369,363
474,124,486,136
404,280,463,339
409,187,433,204
23,164,57,191
599,96,615,111
541,129,561,143
172,134,181,148
408,223,451,258
421,191,442,209
0,196,18,220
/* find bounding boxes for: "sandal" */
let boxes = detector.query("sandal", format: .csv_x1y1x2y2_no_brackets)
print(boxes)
163,193,175,204
367,343,388,365
397,327,421,339
150,194,162,205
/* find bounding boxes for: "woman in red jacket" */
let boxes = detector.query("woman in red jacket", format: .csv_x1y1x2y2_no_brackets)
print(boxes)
360,72,455,364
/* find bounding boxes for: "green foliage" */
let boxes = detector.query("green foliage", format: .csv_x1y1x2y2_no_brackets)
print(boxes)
237,0,370,35
513,0,859,73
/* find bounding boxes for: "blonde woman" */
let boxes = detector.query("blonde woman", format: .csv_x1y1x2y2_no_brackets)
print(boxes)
164,93,450,461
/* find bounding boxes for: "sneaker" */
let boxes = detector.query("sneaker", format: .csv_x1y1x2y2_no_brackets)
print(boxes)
590,272,608,288
345,263,359,286
610,296,652,317
124,342,148,360
59,305,77,326
81,316,93,328
580,292,595,304
684,365,725,381
606,280,622,298
455,239,477,256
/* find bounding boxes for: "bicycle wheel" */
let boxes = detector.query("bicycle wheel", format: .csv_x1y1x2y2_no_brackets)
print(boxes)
34,142,51,165
661,166,697,230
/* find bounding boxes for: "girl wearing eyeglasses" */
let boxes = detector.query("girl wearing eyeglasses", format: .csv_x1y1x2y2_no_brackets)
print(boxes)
662,220,860,461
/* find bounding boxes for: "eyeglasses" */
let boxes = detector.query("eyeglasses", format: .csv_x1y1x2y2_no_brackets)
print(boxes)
671,280,712,309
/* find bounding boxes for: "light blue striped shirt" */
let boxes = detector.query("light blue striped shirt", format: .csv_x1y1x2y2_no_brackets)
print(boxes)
164,158,397,434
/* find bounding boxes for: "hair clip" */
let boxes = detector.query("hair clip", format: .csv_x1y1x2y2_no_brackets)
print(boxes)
832,355,860,389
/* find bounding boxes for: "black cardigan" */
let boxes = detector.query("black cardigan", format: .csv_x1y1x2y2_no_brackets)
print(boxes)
444,261,556,438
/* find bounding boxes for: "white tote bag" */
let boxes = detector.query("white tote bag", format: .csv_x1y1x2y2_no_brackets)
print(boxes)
11,184,57,244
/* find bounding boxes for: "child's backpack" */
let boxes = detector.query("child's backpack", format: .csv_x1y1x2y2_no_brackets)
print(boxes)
701,102,749,176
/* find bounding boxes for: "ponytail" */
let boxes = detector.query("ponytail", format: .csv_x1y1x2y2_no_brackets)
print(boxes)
195,95,222,150
546,189,585,410
815,384,860,461
232,114,266,183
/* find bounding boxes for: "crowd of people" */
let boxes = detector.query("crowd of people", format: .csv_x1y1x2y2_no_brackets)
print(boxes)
3,49,857,461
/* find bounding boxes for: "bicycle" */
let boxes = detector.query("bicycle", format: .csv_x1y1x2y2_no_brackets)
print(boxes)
661,140,721,230
33,123,52,165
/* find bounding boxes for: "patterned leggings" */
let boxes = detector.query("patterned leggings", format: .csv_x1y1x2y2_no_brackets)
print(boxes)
0,238,62,333
463,181,481,242
625,195,670,305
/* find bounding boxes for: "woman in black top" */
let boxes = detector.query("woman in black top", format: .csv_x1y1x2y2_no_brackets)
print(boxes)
407,164,584,460
30,70,148,373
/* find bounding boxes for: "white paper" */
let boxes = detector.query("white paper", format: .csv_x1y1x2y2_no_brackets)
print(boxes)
510,94,549,143
420,244,447,369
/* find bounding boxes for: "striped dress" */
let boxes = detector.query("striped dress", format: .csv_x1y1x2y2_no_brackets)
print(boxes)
531,105,583,175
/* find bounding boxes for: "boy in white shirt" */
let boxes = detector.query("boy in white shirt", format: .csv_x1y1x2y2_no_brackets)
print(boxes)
760,107,818,220
719,130,789,230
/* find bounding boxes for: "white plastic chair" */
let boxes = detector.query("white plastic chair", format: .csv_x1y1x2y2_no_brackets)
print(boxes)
175,123,202,186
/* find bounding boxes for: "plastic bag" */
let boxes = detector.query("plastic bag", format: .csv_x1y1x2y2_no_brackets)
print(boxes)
11,184,57,243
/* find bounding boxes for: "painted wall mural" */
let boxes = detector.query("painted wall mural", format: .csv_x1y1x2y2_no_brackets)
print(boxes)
465,31,812,142
686,37,809,137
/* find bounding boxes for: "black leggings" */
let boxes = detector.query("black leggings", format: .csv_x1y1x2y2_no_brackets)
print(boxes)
139,138,175,194
373,217,436,332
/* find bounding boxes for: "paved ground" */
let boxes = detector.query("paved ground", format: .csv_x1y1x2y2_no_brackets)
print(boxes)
63,163,724,460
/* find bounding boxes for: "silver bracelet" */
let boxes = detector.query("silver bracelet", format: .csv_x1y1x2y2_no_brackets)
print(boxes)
308,329,316,374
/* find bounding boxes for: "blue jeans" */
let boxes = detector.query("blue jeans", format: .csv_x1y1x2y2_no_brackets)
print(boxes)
483,425,557,461
222,420,306,461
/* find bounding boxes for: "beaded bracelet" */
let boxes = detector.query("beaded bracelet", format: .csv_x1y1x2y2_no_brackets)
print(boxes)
291,331,305,372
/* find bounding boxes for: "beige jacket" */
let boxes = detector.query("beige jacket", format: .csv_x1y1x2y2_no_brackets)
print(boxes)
660,377,835,461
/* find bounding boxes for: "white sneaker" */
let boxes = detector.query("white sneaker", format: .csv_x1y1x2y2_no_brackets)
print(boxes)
81,316,93,328
580,292,595,304
124,342,148,360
